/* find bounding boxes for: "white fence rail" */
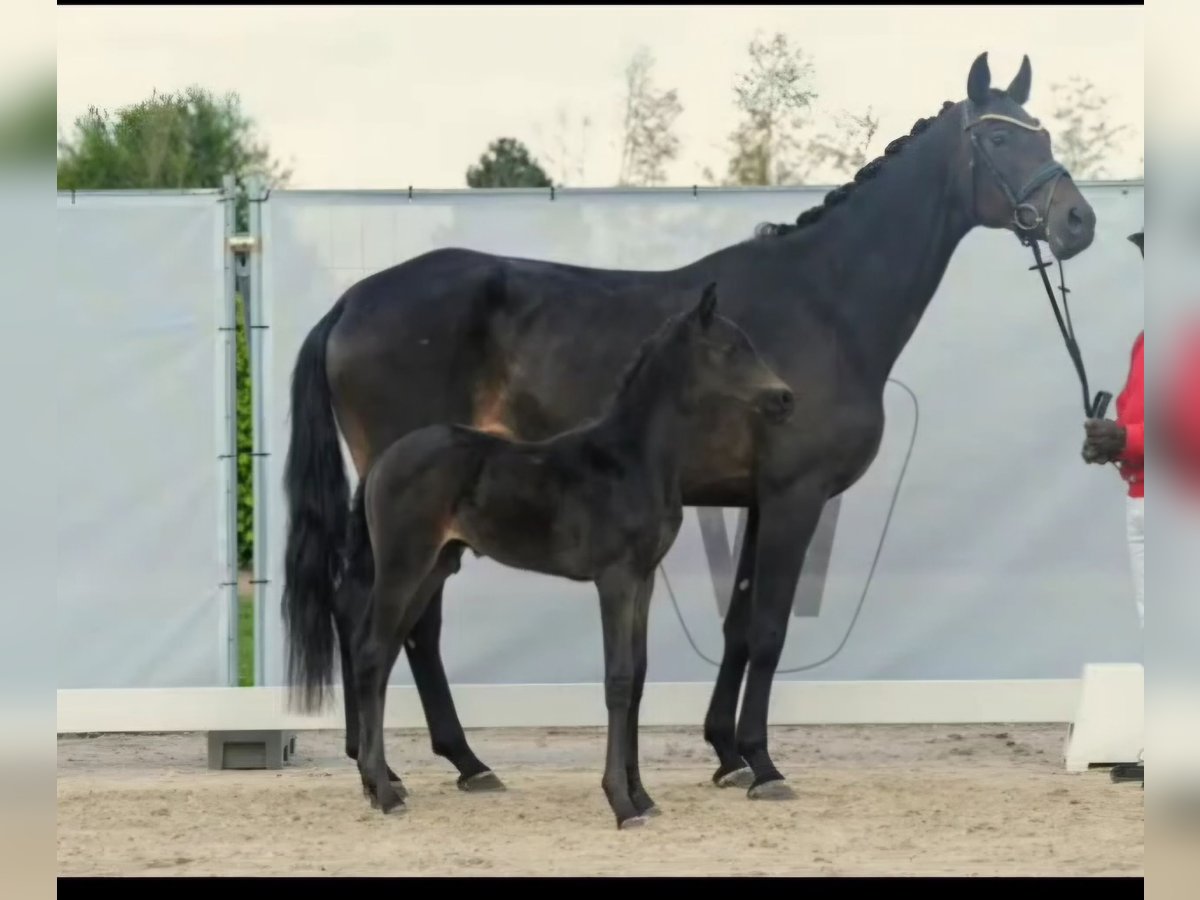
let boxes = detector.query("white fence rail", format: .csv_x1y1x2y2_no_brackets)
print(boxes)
57,680,1082,733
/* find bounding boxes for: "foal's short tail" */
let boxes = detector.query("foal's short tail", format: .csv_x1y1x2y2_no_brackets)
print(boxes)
282,296,350,714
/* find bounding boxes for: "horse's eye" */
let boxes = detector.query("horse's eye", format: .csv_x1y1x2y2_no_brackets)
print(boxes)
990,130,1008,147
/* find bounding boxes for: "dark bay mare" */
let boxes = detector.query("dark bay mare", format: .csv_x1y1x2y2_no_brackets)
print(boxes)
283,52,1098,800
352,285,794,826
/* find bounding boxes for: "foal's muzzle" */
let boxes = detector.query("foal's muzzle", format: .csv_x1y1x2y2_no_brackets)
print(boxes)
759,388,795,424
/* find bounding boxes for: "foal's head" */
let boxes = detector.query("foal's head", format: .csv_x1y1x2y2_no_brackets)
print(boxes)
668,283,795,424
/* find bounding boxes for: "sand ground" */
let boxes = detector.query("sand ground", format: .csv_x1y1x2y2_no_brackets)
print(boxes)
57,723,1144,876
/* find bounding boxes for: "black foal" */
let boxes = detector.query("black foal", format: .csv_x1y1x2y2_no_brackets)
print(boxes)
354,283,795,828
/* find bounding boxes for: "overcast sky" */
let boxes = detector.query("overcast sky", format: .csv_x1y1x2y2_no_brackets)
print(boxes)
56,5,1145,189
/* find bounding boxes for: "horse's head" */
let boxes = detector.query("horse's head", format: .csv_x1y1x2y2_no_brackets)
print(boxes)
678,283,794,425
956,52,1096,260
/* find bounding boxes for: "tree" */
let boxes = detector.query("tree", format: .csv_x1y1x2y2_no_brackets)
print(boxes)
465,137,553,188
800,107,880,184
57,86,291,222
720,32,818,186
533,106,593,187
0,75,55,165
617,47,684,187
1047,76,1133,180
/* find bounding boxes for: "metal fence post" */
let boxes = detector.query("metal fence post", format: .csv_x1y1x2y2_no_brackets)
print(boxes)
245,175,270,689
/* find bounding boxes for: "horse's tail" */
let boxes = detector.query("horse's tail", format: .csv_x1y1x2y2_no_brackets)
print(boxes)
282,296,350,714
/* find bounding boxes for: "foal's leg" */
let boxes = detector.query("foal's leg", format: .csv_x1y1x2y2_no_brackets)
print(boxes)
336,483,408,785
356,546,442,814
336,595,405,801
736,482,824,799
596,566,644,829
334,570,406,795
625,574,658,817
703,506,759,788
359,553,455,798
339,495,489,795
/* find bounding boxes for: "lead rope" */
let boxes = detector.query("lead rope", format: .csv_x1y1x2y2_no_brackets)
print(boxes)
1023,236,1112,420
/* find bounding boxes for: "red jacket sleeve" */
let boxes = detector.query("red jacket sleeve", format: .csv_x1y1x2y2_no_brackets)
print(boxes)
1116,333,1144,465
1123,423,1144,462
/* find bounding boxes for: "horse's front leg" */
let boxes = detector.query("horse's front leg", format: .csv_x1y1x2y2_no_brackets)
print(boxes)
736,478,826,799
703,506,759,788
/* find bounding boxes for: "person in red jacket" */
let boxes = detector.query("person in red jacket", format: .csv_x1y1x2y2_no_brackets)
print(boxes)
1082,231,1144,630
1080,230,1145,786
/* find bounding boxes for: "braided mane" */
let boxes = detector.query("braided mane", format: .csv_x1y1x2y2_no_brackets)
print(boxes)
756,100,958,238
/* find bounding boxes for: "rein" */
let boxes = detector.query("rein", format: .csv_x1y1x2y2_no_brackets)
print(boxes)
964,107,1112,419
1025,238,1112,419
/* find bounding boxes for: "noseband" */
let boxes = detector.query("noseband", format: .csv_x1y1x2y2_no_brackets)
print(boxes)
962,104,1108,420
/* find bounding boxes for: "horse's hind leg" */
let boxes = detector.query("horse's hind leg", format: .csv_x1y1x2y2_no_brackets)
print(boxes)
407,584,503,792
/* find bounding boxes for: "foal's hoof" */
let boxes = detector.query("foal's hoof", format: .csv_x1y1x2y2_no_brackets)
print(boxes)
618,814,649,830
641,804,663,818
457,770,506,793
747,778,796,801
366,792,406,813
379,796,407,816
713,766,754,789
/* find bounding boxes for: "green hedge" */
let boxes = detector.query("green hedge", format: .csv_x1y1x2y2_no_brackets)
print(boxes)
236,294,253,569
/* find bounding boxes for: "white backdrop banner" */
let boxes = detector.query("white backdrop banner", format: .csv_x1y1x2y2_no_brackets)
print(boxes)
259,184,1144,688
54,191,232,688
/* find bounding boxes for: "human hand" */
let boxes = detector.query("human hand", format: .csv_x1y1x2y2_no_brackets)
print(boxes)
1081,418,1126,464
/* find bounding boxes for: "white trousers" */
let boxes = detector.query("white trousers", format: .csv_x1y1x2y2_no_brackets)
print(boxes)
1126,496,1144,630
1126,496,1145,767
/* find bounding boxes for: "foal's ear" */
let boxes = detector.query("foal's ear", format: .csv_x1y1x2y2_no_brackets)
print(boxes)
1006,54,1032,106
967,51,991,106
692,282,719,329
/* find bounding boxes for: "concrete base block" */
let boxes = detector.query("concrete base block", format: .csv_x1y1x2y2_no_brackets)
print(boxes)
207,730,297,770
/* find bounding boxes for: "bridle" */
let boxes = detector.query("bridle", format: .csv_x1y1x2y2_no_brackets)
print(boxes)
963,104,1111,419
963,105,1067,235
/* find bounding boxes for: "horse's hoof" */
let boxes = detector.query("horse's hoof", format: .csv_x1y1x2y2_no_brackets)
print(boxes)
379,797,407,816
714,766,754,788
390,780,408,799
641,804,663,818
748,778,796,801
618,815,649,830
457,770,506,793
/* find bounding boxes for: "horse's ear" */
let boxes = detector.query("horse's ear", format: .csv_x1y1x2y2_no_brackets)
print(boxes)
693,282,718,329
1006,55,1032,105
967,52,991,105
1128,231,1144,256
